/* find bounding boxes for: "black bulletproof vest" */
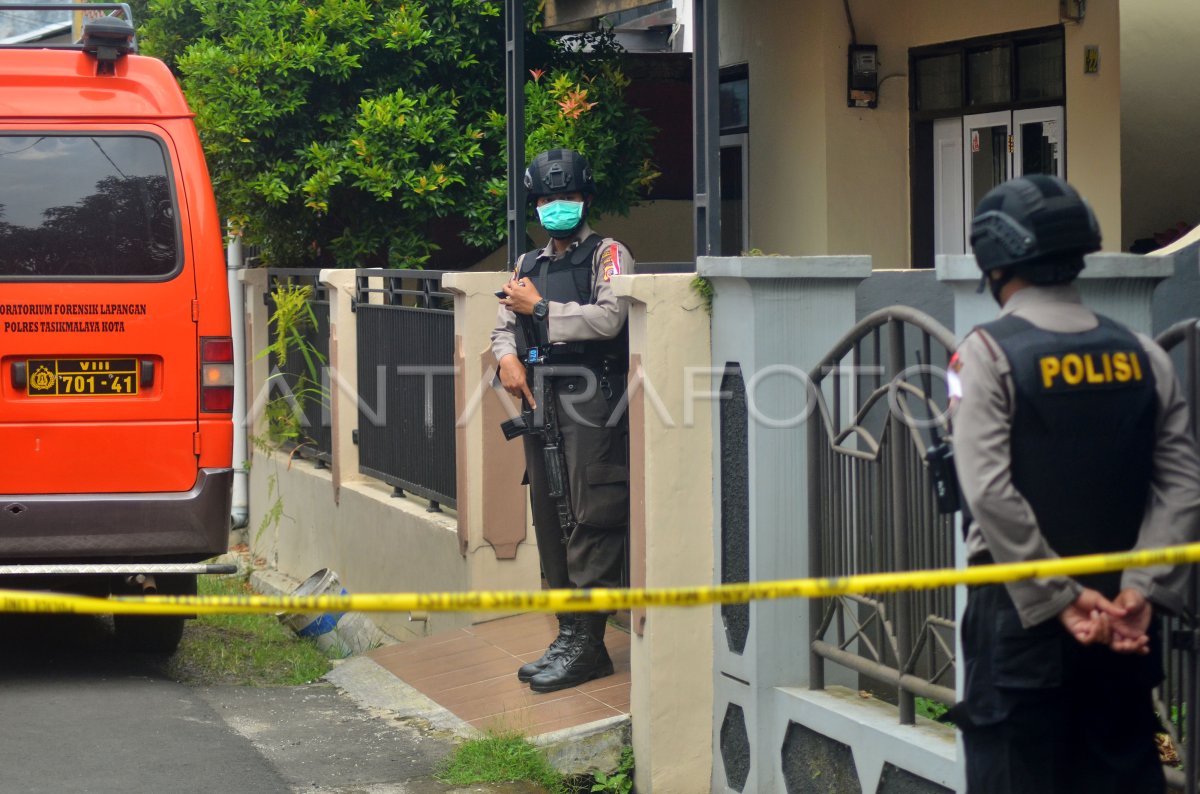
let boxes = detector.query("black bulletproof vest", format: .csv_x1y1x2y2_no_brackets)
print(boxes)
982,313,1157,596
514,234,627,365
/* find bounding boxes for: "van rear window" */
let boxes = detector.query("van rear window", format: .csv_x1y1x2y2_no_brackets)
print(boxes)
0,135,179,279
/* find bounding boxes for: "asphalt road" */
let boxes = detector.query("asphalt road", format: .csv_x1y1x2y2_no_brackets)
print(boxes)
0,614,540,794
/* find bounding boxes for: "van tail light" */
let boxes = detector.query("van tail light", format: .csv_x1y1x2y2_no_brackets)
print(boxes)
200,337,234,413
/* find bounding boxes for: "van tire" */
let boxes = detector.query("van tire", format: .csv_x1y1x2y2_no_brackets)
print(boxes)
112,573,196,655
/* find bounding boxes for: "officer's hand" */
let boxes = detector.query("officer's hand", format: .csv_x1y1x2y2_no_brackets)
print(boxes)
498,354,535,408
1108,588,1153,655
501,279,543,316
1059,588,1126,646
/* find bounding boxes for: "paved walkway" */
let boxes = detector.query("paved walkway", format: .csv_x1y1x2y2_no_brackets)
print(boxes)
366,613,631,736
248,563,631,778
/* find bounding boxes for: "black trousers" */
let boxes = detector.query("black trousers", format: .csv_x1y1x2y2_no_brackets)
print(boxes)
522,368,628,591
954,584,1165,794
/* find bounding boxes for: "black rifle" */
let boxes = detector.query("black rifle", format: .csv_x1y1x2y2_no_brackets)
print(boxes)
500,315,578,539
917,351,961,515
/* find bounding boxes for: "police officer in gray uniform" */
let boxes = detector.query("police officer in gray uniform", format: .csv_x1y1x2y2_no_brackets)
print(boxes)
949,174,1200,793
491,148,631,693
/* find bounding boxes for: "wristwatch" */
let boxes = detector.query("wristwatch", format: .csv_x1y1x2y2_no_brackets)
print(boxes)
532,299,550,322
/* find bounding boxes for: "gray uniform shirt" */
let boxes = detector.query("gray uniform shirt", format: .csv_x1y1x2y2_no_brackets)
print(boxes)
490,223,633,362
952,283,1200,627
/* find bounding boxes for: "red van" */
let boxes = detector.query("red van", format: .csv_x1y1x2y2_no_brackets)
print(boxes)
0,4,233,651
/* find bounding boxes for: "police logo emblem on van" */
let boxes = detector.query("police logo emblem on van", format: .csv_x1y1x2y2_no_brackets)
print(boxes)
28,365,56,392
26,358,139,396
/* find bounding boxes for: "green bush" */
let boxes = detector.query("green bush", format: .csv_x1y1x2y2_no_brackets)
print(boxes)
137,0,657,267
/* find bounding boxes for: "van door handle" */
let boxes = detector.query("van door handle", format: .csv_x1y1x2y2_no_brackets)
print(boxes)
140,360,154,387
12,362,26,389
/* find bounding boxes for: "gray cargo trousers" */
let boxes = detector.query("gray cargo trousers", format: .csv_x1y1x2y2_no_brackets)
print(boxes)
522,366,629,591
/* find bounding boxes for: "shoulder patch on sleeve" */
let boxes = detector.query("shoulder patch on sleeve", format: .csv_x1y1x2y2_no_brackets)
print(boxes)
947,351,964,399
600,242,622,281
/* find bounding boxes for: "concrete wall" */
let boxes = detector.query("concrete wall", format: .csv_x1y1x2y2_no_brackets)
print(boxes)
856,251,1199,339
248,452,468,640
241,267,540,641
857,268,954,328
1152,228,1200,336
610,273,715,794
700,256,876,793
718,1,1123,269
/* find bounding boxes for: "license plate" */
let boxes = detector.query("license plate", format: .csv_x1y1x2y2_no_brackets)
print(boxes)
27,358,139,397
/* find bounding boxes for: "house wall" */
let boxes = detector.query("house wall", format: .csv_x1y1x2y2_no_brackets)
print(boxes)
720,1,831,256
596,199,695,263
470,200,695,272
1062,3,1122,251
718,1,1122,269
1120,0,1200,250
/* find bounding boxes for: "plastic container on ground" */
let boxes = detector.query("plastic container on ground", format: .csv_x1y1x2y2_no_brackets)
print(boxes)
277,568,384,658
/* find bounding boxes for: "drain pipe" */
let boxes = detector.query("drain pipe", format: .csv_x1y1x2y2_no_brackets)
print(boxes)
227,228,250,530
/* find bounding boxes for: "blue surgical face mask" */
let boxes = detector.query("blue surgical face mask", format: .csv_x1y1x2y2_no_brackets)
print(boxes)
537,200,585,234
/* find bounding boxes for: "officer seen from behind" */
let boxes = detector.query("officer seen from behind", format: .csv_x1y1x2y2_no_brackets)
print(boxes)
949,174,1200,793
490,148,631,693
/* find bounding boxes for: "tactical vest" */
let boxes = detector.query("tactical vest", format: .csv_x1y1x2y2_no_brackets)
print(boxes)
514,234,628,368
981,313,1157,596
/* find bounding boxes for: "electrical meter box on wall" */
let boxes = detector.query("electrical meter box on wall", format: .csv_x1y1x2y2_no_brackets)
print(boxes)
848,44,879,108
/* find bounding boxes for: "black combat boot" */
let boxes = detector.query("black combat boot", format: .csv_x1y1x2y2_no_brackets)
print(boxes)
517,613,577,682
528,613,614,693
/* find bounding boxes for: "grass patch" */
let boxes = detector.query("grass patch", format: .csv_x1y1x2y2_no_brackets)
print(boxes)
166,574,332,686
437,731,567,793
916,696,950,722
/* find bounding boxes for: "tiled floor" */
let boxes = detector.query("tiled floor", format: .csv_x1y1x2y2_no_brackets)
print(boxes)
366,612,631,736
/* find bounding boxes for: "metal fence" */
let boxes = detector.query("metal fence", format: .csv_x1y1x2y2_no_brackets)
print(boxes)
805,307,1200,785
355,269,457,510
264,269,332,465
1153,319,1200,794
807,306,958,725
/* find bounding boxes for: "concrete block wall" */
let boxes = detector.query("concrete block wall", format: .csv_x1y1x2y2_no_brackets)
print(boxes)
240,267,539,641
610,272,716,794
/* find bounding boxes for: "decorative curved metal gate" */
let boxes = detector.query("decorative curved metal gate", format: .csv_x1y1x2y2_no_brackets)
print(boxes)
807,306,959,724
805,308,1199,789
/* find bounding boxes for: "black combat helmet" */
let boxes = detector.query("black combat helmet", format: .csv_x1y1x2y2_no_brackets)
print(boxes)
524,148,596,202
970,174,1101,280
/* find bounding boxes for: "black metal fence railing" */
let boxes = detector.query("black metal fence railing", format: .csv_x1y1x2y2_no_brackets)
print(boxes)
355,269,457,510
264,268,331,466
807,306,959,725
1153,319,1199,794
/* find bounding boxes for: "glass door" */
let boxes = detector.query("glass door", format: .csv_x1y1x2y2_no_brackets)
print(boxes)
720,133,749,256
1014,106,1064,179
962,111,1012,246
933,117,964,255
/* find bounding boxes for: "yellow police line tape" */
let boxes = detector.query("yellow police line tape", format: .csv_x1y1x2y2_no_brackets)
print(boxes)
2,542,1200,617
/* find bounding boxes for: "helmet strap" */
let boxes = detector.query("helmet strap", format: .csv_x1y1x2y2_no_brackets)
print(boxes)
981,268,1016,304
